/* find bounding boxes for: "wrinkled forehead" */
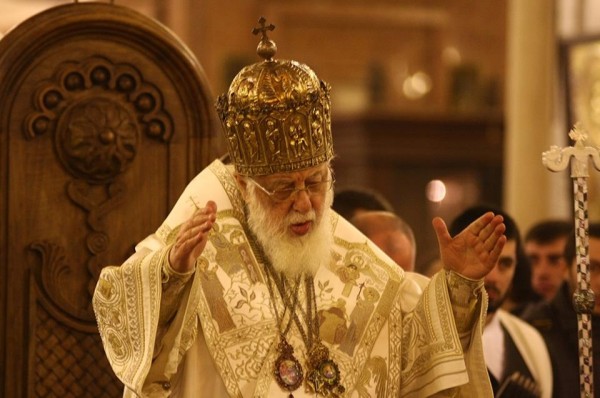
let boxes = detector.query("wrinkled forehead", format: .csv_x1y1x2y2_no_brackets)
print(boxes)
257,162,330,183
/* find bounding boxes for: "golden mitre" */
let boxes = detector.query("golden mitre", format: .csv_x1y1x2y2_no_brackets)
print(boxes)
216,17,334,176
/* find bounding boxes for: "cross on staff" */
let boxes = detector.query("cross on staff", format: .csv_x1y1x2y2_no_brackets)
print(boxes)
543,123,599,398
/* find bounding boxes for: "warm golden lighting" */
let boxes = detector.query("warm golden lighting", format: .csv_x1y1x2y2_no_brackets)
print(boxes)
402,71,432,99
426,179,447,202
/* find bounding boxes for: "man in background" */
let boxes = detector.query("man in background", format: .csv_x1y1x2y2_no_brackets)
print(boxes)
351,210,416,272
451,205,552,398
524,220,572,302
333,186,394,220
523,222,600,398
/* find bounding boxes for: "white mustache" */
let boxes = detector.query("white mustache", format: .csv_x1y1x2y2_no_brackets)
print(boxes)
286,211,315,224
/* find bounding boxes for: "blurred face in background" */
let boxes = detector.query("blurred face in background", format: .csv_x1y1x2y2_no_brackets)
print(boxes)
484,240,517,314
368,229,414,272
526,236,569,301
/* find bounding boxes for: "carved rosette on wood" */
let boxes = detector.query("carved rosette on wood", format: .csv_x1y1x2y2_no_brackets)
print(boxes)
25,56,173,325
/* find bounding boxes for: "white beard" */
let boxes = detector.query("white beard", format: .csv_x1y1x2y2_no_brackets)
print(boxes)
246,185,334,277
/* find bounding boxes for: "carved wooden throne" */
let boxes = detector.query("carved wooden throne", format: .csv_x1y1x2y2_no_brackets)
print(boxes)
0,2,221,396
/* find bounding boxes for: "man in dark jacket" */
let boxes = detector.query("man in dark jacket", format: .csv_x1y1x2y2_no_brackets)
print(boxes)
522,223,600,398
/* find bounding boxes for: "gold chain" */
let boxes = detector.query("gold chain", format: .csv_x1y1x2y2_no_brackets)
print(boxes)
246,226,343,396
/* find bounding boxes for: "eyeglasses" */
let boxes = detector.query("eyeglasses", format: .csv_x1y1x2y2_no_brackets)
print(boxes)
248,177,335,202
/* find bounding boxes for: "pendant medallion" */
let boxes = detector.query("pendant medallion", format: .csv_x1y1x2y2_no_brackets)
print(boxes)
273,339,304,393
306,343,345,396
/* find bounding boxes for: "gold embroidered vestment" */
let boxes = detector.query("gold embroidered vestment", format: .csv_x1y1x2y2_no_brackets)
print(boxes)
93,160,492,397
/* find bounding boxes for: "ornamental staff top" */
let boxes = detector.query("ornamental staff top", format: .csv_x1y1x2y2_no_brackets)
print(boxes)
543,124,600,176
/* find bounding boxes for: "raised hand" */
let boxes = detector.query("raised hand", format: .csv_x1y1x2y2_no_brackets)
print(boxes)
432,211,506,280
168,200,217,273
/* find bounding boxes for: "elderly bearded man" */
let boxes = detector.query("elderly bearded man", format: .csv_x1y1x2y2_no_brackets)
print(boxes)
93,18,505,398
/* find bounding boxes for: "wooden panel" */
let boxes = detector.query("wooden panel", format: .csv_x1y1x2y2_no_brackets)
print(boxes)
0,3,221,397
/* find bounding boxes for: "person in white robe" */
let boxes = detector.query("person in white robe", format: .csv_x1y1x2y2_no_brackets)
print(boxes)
93,18,507,398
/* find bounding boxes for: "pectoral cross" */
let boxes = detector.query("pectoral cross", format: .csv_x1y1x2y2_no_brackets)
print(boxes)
543,123,600,398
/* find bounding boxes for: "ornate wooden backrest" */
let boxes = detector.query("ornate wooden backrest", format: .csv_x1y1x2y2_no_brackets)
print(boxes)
0,3,221,396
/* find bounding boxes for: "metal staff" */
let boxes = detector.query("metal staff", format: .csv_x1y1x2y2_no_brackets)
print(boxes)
543,124,600,398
